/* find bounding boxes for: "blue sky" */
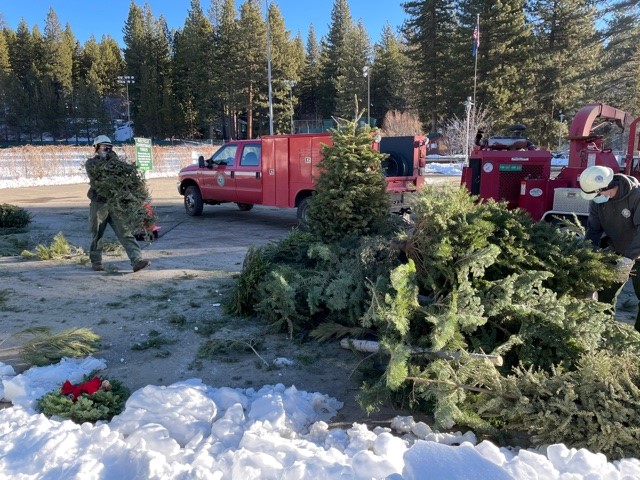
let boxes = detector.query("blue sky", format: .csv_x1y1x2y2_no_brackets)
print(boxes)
0,1,408,46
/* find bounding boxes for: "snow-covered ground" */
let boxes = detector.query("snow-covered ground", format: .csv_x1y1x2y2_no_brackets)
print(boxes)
424,160,464,176
1,358,639,479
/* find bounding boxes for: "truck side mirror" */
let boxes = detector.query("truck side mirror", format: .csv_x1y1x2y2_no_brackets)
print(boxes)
198,155,205,168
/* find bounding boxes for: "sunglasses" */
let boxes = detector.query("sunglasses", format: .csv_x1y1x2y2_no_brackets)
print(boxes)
100,145,113,152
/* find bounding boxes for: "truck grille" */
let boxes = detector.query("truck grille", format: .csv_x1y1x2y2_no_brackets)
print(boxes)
498,165,544,205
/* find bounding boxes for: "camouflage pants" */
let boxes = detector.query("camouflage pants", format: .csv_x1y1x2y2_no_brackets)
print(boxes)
89,201,142,267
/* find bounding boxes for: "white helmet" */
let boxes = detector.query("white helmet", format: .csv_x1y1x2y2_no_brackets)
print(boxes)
579,166,615,200
93,135,113,147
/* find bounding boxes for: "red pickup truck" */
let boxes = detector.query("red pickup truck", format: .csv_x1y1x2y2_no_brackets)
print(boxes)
177,133,428,224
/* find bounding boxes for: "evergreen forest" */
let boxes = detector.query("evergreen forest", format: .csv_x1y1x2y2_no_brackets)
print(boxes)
0,0,638,148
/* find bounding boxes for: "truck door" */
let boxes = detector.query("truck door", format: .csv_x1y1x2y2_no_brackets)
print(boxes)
235,144,262,204
203,144,238,202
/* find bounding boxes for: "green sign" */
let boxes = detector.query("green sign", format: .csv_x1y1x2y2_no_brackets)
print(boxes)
134,137,153,172
499,164,522,172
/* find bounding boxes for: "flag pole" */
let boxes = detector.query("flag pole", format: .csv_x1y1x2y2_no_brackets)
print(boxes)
465,96,473,166
473,14,479,109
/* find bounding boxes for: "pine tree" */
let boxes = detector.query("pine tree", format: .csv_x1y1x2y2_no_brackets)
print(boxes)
457,0,534,133
72,35,109,140
154,16,179,140
287,33,306,131
122,1,147,135
307,118,390,242
318,0,353,118
173,0,215,139
43,7,73,93
267,3,303,135
298,25,321,122
597,10,640,115
213,0,241,139
237,0,266,137
334,22,372,120
371,24,410,122
7,20,40,140
0,30,11,141
526,0,601,147
98,36,125,96
135,12,175,139
402,0,459,131
42,7,73,140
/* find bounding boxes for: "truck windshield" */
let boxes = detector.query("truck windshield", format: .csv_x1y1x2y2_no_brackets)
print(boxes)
211,145,237,166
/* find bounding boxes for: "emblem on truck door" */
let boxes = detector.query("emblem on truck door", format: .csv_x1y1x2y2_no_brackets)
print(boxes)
217,174,225,186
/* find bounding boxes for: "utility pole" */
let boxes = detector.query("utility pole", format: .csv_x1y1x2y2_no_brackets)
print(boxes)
117,75,135,138
265,0,274,135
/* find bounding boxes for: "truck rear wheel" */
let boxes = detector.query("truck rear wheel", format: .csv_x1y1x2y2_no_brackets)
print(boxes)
236,203,254,211
297,197,311,230
184,185,204,216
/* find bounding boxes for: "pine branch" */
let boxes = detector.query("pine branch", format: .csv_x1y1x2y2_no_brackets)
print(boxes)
310,323,369,342
0,328,100,367
405,376,519,400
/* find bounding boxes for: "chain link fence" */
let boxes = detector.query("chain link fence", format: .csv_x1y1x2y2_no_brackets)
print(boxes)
0,145,219,188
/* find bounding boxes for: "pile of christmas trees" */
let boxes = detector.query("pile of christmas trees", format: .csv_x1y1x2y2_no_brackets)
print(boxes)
230,118,640,458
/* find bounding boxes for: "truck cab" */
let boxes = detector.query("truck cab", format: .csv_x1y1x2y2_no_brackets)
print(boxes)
178,139,262,216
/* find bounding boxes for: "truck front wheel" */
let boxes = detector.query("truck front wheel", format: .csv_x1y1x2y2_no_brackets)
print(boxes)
236,203,254,211
297,197,311,230
184,185,204,216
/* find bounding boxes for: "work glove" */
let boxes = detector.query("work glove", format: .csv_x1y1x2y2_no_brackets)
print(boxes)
613,257,635,283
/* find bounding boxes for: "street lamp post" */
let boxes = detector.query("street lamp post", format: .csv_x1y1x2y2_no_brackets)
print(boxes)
284,80,297,134
362,66,370,127
117,75,135,132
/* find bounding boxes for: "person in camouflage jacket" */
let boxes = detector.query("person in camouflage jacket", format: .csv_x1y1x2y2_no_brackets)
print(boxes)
85,135,150,273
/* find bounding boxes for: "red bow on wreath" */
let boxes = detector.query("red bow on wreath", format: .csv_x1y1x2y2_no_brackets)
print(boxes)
61,376,102,401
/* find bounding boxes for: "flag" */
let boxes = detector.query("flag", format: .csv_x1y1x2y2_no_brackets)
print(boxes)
472,24,480,57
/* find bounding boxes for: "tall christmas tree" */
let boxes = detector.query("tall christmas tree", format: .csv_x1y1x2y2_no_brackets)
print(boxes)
307,116,390,242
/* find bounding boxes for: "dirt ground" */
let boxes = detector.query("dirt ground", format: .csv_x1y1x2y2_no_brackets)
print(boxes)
0,177,437,426
1,176,636,426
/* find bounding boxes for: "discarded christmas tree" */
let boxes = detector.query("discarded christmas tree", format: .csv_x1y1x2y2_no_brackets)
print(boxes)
359,186,640,458
84,151,154,236
307,117,391,242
